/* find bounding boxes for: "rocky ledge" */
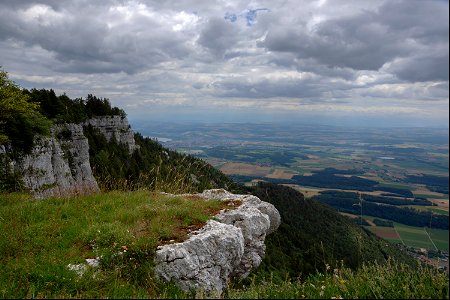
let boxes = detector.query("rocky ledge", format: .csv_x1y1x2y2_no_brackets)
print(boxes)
154,189,281,294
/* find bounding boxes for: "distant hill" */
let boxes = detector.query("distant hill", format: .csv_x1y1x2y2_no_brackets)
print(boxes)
246,182,416,279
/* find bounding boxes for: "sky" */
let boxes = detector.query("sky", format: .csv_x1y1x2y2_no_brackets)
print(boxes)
0,0,448,128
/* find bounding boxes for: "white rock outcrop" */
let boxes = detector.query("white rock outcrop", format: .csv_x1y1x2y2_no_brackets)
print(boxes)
18,124,100,198
154,189,281,294
3,116,139,198
85,116,138,153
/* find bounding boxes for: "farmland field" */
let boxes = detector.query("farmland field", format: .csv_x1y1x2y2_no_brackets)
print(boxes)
366,226,402,243
427,228,450,251
394,223,435,250
364,218,449,252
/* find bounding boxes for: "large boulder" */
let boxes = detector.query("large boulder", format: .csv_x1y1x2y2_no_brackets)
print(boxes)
154,189,281,294
154,220,244,293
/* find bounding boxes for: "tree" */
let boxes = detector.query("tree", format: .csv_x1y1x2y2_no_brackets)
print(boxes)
0,69,51,152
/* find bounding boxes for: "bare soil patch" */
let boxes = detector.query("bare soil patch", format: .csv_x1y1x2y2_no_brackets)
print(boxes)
220,162,271,176
266,169,297,179
369,227,401,240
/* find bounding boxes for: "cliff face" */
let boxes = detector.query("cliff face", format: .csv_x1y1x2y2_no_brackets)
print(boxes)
154,189,281,294
6,116,137,198
17,124,99,198
85,116,138,153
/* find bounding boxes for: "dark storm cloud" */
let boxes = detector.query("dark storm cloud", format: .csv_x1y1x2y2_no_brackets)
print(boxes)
388,53,449,82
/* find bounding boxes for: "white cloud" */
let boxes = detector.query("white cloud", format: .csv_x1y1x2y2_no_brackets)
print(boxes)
0,0,448,127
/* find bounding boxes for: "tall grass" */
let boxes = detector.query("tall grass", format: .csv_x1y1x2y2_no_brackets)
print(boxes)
226,259,449,299
94,155,210,194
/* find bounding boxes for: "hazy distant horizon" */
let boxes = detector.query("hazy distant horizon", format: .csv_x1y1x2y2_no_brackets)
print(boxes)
128,109,450,129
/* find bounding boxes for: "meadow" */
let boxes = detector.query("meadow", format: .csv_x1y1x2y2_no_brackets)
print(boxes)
0,191,230,298
2,191,447,299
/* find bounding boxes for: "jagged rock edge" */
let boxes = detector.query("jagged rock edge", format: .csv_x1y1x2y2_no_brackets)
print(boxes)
154,189,281,294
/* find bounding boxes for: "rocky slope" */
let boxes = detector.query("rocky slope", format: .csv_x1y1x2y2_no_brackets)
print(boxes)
154,189,281,294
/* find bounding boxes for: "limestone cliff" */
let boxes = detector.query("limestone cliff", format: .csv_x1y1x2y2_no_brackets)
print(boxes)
4,116,137,198
154,189,281,294
84,116,138,153
15,124,99,198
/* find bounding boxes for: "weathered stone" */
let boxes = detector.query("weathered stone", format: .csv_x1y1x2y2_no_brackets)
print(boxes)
85,116,138,153
154,189,281,294
155,220,244,293
5,115,140,198
18,124,100,198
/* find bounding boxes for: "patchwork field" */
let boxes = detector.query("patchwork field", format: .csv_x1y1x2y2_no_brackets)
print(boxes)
394,224,435,250
427,228,450,251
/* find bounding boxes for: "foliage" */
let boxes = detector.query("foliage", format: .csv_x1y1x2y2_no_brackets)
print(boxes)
0,70,51,152
373,218,394,227
26,89,126,123
0,154,25,192
244,183,416,280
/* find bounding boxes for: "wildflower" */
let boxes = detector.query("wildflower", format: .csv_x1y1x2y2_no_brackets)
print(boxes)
320,285,325,297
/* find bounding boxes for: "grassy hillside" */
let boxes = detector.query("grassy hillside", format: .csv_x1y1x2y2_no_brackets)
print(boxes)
225,260,448,299
84,126,241,194
0,191,233,298
1,190,447,299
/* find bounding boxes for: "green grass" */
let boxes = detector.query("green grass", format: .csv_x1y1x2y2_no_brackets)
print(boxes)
377,181,413,190
0,191,448,299
413,193,449,200
0,191,229,298
394,223,438,250
226,260,449,299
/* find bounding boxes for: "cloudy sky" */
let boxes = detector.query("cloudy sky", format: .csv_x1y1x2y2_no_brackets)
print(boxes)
0,0,448,127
